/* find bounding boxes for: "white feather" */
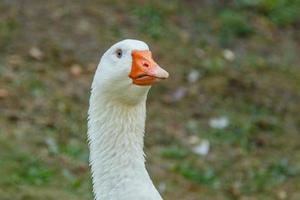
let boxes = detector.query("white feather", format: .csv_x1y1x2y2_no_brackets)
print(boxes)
88,39,163,200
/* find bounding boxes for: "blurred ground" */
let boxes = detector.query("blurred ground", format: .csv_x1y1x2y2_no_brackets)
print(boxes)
0,0,300,200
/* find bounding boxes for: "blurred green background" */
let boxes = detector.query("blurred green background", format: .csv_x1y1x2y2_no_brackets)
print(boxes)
1,0,300,199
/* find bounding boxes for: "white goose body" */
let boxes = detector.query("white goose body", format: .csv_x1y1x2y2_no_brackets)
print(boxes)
88,39,169,200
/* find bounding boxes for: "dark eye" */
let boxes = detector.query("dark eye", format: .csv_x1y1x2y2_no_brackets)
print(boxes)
116,49,122,58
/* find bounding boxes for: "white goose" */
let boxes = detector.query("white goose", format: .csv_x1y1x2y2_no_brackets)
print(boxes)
88,39,169,200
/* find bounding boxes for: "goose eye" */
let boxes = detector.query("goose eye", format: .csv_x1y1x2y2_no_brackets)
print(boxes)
116,49,122,58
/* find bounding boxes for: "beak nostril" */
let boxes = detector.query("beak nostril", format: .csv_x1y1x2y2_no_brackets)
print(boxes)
142,62,149,68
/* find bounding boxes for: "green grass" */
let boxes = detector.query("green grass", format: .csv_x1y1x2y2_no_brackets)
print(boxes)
218,10,253,45
0,18,19,49
161,146,188,159
175,163,220,188
236,0,300,27
131,5,165,39
244,159,299,193
1,0,300,199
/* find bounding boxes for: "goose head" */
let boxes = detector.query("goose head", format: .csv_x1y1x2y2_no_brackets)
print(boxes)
92,39,169,105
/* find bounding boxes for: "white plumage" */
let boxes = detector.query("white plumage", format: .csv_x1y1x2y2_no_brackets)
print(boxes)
88,39,168,200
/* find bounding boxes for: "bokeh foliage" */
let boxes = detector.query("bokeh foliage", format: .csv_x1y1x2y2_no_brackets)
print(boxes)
0,0,300,199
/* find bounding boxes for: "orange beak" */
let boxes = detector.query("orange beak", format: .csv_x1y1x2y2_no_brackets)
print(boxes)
129,50,169,86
